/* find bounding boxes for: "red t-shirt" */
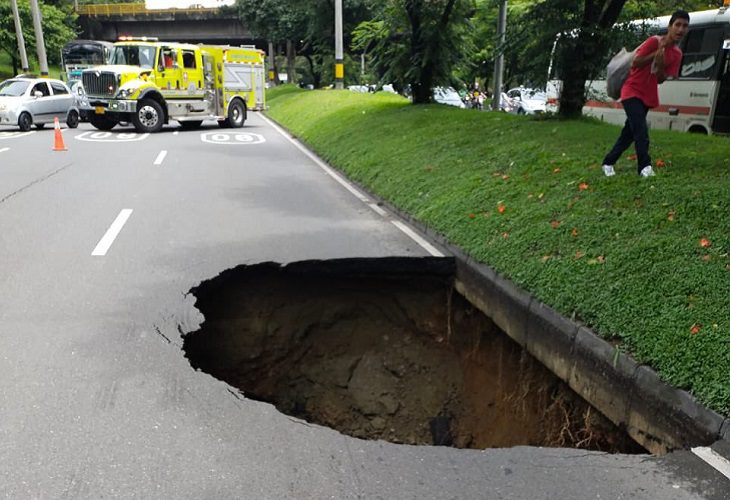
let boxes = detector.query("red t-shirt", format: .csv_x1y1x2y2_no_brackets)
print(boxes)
621,36,682,108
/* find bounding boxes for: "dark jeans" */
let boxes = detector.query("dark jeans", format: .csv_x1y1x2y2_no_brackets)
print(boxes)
602,97,651,173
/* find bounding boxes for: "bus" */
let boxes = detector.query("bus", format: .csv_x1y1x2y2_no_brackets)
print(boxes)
547,5,730,134
61,40,114,81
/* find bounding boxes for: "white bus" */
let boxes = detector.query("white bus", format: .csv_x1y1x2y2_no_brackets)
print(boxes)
547,5,730,134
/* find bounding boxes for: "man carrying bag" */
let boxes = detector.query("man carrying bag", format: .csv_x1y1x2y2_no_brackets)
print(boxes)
601,10,689,177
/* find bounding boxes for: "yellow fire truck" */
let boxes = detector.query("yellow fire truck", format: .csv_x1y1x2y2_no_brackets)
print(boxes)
80,40,265,132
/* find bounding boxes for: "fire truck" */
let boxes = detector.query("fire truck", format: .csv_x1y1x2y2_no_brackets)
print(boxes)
81,40,265,132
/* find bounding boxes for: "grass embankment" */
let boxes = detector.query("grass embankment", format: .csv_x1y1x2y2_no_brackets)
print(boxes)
266,85,730,417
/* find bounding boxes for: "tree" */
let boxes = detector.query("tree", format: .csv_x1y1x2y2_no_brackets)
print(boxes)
236,0,373,87
353,0,476,103
0,0,77,75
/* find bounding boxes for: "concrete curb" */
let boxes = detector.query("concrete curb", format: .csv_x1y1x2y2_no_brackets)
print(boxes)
264,112,729,454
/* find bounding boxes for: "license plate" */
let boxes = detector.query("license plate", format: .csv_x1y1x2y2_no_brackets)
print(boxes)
95,106,105,115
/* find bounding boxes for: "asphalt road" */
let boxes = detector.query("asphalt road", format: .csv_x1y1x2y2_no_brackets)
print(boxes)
0,114,727,499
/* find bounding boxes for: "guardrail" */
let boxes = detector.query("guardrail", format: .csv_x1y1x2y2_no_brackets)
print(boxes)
76,3,221,16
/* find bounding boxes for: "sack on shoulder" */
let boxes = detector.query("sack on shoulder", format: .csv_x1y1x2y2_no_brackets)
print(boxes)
606,47,635,100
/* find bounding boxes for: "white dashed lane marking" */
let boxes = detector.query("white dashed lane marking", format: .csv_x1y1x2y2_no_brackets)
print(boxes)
154,150,168,165
92,209,133,256
691,446,730,480
0,147,9,153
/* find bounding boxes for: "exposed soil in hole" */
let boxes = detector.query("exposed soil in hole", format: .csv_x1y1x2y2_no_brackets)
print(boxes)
184,258,644,453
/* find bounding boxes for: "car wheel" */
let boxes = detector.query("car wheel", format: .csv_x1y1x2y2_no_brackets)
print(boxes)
132,99,164,133
517,107,526,115
224,99,246,128
90,115,117,131
18,112,32,132
66,110,80,129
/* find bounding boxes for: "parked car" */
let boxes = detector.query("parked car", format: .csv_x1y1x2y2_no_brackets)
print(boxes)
433,87,466,108
506,87,547,115
67,79,91,121
0,76,80,131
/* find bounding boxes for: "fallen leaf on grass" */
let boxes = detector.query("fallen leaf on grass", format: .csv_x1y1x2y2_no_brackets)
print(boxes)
497,204,506,214
550,220,561,229
502,175,510,181
468,213,476,219
553,168,561,173
656,159,666,168
578,182,589,191
597,255,605,263
628,154,638,161
702,255,712,262
575,251,585,259
571,228,579,237
667,210,675,221
699,238,711,248
690,323,702,335
502,232,510,239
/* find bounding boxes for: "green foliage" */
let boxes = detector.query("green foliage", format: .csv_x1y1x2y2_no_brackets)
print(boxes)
266,86,730,416
352,0,476,102
0,0,77,70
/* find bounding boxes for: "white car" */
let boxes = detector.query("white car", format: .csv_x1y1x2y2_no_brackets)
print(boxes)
506,87,547,115
0,76,80,131
433,87,466,108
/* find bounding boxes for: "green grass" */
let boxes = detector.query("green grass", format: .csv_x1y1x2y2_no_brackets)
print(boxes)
266,85,730,417
0,52,64,80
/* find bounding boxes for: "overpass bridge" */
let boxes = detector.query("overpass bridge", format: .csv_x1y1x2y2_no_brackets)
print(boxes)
77,3,257,45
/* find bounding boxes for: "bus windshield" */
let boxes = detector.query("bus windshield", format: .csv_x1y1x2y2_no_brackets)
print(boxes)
109,45,157,69
62,40,113,80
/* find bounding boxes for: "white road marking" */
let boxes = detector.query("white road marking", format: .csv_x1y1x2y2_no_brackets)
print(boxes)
200,131,265,145
75,131,149,142
259,112,444,257
0,147,9,154
173,130,179,136
691,447,730,480
92,209,133,256
154,150,168,165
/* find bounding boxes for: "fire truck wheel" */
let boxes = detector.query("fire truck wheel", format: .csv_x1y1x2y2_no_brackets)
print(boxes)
90,115,117,131
133,99,164,133
227,99,246,128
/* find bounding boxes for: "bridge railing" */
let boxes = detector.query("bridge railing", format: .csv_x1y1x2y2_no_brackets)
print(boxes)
77,3,221,16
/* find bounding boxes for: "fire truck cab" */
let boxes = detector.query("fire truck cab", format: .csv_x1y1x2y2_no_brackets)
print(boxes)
81,40,265,132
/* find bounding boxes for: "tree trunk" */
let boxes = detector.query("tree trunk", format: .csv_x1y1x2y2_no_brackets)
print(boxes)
286,40,296,85
558,0,628,118
304,54,321,89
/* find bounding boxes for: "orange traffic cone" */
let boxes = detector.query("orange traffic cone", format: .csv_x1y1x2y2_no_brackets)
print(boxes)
53,117,67,151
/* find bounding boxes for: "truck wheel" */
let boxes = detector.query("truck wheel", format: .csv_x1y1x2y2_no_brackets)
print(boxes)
66,110,80,129
133,99,164,133
226,99,246,128
18,112,32,132
90,115,117,131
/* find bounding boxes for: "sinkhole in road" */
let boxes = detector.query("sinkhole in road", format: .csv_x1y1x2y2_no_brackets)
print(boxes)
183,257,644,453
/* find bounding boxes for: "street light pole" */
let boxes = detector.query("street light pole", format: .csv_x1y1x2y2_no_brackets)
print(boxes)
29,0,49,76
491,0,507,111
10,0,30,73
334,0,344,89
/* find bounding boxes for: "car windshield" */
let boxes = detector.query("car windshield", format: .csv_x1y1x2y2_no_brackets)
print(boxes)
523,89,546,100
109,45,156,69
0,80,30,96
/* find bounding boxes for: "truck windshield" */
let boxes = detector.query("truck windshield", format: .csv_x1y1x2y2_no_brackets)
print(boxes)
0,80,30,96
110,45,156,69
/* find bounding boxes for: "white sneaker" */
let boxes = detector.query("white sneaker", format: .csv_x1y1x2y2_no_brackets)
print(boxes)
640,165,655,177
602,165,616,177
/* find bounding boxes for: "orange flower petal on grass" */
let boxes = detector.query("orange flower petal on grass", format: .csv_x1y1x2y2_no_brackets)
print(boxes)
497,204,506,214
550,220,561,229
578,182,589,191
628,154,638,161
699,238,711,248
468,213,476,219
656,159,666,168
690,323,702,335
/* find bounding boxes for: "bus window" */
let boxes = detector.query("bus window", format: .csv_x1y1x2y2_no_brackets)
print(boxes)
680,27,724,79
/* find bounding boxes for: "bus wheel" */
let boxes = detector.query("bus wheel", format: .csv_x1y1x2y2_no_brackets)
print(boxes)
133,99,164,133
90,115,117,131
226,99,246,128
